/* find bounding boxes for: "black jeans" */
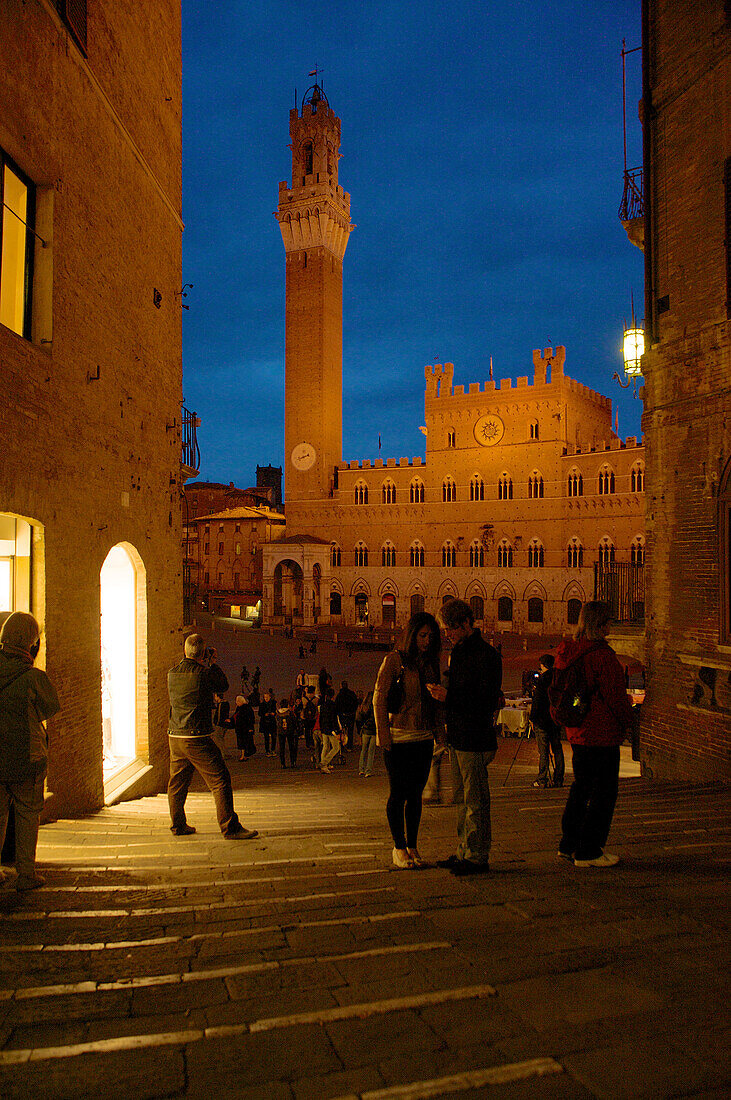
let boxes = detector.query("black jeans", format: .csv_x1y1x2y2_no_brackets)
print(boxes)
383,739,434,849
560,744,620,860
535,725,565,786
279,730,298,766
167,736,242,835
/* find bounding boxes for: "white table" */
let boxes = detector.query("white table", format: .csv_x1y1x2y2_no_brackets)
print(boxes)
498,705,529,736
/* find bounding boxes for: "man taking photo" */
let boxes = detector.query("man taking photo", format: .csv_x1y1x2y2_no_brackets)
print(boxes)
167,634,258,840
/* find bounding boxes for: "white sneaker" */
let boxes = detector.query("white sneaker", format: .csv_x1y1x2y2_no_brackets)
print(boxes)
574,852,620,868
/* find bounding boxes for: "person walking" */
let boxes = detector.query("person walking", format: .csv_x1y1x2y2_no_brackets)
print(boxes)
225,694,256,760
356,690,377,777
429,599,502,877
530,654,565,788
335,680,358,750
258,688,277,757
318,687,340,772
167,634,258,839
276,698,298,768
554,601,633,868
0,612,60,891
374,612,443,869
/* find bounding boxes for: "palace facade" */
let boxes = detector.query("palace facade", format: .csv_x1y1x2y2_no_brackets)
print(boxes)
263,85,645,635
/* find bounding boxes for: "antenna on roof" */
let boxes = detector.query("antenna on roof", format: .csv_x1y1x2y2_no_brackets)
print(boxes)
489,356,493,381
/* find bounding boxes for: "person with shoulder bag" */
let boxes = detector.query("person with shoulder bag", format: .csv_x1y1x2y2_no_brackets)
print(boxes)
553,602,633,868
373,612,443,869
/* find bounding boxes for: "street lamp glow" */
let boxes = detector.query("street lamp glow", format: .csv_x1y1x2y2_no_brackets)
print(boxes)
623,324,645,377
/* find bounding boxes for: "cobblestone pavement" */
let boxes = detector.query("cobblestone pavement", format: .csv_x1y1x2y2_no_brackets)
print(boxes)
0,745,729,1099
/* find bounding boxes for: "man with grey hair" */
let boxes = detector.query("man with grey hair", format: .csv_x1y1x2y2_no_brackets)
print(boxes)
167,634,258,839
428,599,502,876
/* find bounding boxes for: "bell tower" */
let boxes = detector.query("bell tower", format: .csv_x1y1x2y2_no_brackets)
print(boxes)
276,81,353,506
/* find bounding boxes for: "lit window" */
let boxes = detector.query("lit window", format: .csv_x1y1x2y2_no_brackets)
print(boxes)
410,542,425,567
528,540,544,568
0,152,35,339
498,474,513,500
598,465,616,495
382,479,396,504
410,478,424,503
528,473,544,499
497,540,513,568
568,470,584,497
354,481,368,505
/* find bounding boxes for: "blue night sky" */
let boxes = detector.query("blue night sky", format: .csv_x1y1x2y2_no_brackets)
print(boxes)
181,0,644,490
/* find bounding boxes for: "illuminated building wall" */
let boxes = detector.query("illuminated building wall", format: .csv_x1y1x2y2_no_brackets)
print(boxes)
636,1,731,780
0,1,184,814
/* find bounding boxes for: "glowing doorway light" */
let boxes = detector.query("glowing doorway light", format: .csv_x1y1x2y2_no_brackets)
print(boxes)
100,545,136,774
0,559,12,613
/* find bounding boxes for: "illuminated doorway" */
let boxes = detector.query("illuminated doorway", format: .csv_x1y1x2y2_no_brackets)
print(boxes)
0,515,32,613
100,545,138,778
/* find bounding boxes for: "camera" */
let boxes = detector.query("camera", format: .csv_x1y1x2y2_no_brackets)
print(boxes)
203,647,213,662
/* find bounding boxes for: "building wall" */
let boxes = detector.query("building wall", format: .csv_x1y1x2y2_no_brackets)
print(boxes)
285,347,645,633
0,1,184,813
186,508,285,613
637,0,731,781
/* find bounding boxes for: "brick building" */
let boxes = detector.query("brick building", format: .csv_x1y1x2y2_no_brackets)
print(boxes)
262,83,646,635
0,1,188,813
627,1,731,780
185,505,285,618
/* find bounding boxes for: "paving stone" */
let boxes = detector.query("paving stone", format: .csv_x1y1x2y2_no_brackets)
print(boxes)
496,968,664,1030
325,1006,439,1068
564,1037,727,1099
185,1024,341,1090
291,1065,384,1099
1,1046,186,1100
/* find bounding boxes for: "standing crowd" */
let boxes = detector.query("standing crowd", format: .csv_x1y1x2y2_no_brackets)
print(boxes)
0,599,636,890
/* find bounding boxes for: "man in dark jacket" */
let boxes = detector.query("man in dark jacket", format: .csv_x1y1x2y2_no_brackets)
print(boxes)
529,654,565,788
334,680,358,749
167,635,258,839
430,600,502,875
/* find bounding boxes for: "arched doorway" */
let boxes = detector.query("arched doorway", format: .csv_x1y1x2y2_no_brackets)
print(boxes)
273,559,304,623
355,592,369,624
100,545,139,778
382,592,396,626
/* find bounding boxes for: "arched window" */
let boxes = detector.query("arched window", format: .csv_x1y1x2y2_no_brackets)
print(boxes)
497,595,513,622
303,141,313,175
442,541,456,567
528,472,544,499
470,475,484,502
410,542,425,568
382,478,396,504
528,597,544,623
631,463,645,493
330,591,342,616
598,465,616,495
354,480,368,505
631,536,645,566
330,543,341,567
410,593,425,616
354,541,368,567
382,593,396,625
567,598,582,625
567,539,584,569
528,540,544,568
469,595,484,621
498,473,513,500
497,540,513,568
567,470,584,497
447,429,456,448
410,478,424,503
469,540,484,568
529,420,539,440
598,538,615,567
442,477,456,502
381,541,396,567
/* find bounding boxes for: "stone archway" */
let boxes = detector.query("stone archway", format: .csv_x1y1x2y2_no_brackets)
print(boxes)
273,559,304,624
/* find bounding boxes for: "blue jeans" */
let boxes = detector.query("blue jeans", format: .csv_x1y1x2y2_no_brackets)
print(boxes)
167,736,242,835
359,733,376,775
450,748,496,864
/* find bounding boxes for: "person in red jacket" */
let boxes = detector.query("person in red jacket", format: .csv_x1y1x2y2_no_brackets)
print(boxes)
554,601,633,868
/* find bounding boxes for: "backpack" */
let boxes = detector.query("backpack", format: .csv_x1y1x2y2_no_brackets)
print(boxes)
303,699,317,724
548,649,600,728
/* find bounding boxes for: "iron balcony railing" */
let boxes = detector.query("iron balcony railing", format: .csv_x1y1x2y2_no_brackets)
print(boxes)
181,405,200,476
619,166,644,222
594,561,645,624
